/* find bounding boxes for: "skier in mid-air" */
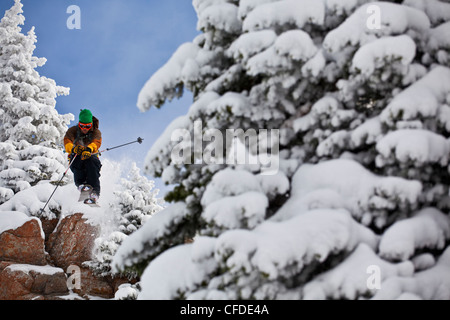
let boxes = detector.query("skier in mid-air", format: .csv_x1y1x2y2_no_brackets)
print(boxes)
64,109,102,205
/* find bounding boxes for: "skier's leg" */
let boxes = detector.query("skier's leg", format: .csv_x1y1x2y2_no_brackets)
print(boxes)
84,156,102,196
70,155,87,188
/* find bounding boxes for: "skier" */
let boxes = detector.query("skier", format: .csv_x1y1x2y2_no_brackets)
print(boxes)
64,109,102,204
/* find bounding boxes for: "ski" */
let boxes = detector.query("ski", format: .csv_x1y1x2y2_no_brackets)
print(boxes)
78,184,100,207
84,197,100,208
78,184,93,202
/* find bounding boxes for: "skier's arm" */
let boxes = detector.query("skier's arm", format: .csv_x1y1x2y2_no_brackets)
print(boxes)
64,127,77,154
64,141,74,154
87,129,102,154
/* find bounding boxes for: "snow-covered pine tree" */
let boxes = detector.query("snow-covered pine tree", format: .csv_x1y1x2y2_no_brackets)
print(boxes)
115,163,164,236
114,0,450,300
0,0,72,204
87,162,164,279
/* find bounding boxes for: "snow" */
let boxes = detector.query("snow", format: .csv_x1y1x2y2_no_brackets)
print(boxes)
137,43,198,111
0,7,73,199
216,209,378,281
3,0,450,302
203,191,268,230
115,283,139,300
193,0,230,17
325,0,361,16
6,264,64,276
404,0,450,25
351,35,416,76
242,0,325,32
272,159,422,227
350,116,382,146
242,29,317,77
112,202,190,271
293,96,341,133
237,0,280,19
301,50,326,78
274,30,318,62
123,0,450,301
428,22,450,51
0,210,41,235
324,2,430,54
201,168,263,207
138,249,191,300
375,129,450,167
303,243,414,300
316,130,350,157
144,115,192,176
138,238,218,300
256,170,289,200
136,209,378,299
0,170,101,222
411,253,435,272
379,208,450,262
197,3,242,34
380,66,450,124
372,247,450,300
0,158,157,244
137,43,217,112
227,30,277,61
198,91,249,118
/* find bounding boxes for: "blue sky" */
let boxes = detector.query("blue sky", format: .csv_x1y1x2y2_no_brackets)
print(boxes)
0,0,200,192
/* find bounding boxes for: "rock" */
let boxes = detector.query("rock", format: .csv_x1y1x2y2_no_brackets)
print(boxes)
0,212,135,300
0,262,68,300
46,213,100,270
69,266,137,299
39,218,59,242
0,212,47,266
73,267,114,299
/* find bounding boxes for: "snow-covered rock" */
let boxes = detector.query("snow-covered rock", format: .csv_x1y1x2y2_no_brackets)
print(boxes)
0,262,68,300
46,213,100,270
0,211,46,266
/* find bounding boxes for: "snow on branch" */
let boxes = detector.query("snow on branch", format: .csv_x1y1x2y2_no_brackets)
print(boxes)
379,208,450,262
303,243,414,300
324,2,430,54
242,0,325,32
375,129,450,167
380,66,450,125
215,209,378,281
197,3,242,34
351,35,416,77
272,159,422,229
112,202,191,273
372,247,450,300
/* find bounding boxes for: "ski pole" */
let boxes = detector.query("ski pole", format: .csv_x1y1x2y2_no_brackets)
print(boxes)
92,137,144,155
40,153,78,215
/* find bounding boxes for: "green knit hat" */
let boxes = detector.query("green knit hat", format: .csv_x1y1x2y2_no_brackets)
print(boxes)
79,109,93,124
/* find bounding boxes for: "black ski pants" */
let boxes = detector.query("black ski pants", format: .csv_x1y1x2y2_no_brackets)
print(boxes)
70,154,102,195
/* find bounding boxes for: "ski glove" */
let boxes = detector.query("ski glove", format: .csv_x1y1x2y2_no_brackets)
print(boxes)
73,145,85,155
81,148,92,160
